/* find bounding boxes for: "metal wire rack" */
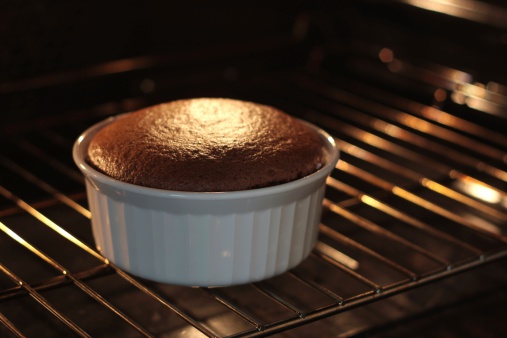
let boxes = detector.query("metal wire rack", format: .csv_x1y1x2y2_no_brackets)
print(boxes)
1,1,507,337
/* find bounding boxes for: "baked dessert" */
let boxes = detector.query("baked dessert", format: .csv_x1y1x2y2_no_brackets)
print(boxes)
87,98,325,192
74,97,339,286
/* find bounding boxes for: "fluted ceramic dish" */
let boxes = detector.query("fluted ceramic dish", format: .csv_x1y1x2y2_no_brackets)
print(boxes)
73,114,339,287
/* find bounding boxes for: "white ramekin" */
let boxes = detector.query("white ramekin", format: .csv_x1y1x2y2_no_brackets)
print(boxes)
73,114,339,287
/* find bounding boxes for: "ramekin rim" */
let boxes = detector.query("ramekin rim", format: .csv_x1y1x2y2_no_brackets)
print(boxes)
72,113,340,200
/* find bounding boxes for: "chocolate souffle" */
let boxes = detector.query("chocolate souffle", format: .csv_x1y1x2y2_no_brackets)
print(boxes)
87,98,326,192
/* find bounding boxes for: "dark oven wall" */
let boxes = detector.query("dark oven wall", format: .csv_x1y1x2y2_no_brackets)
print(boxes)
1,1,507,337
2,0,507,125
1,0,304,81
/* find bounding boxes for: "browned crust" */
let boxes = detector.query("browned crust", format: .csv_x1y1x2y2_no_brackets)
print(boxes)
87,98,324,192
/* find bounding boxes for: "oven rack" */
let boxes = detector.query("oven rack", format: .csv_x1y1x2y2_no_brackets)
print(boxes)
0,55,506,336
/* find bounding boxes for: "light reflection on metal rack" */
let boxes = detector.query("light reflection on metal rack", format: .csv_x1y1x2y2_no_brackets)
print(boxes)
337,74,507,149
0,223,90,337
335,141,506,220
285,104,507,236
322,198,450,271
0,222,155,338
335,160,506,241
314,242,359,270
377,46,507,117
401,0,507,29
325,176,484,257
294,75,507,164
317,223,414,286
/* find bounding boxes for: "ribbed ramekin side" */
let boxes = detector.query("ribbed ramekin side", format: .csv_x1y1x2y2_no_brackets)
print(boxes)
85,179,109,258
85,179,327,287
274,183,325,275
225,181,327,285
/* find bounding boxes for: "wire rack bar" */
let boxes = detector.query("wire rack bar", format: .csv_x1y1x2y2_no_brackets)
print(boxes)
0,156,91,218
9,137,85,184
294,74,507,163
252,283,306,318
323,198,451,268
112,267,219,337
317,224,414,287
343,77,507,147
0,264,111,302
0,221,154,338
0,229,92,337
287,270,345,304
333,161,507,243
229,248,507,338
202,288,264,331
333,140,507,220
0,311,27,338
325,177,485,256
306,107,507,186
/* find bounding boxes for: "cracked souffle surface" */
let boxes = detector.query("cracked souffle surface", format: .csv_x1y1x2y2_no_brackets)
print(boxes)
87,98,325,192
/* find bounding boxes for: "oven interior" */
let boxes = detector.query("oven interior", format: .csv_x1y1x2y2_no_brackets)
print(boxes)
1,1,507,337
